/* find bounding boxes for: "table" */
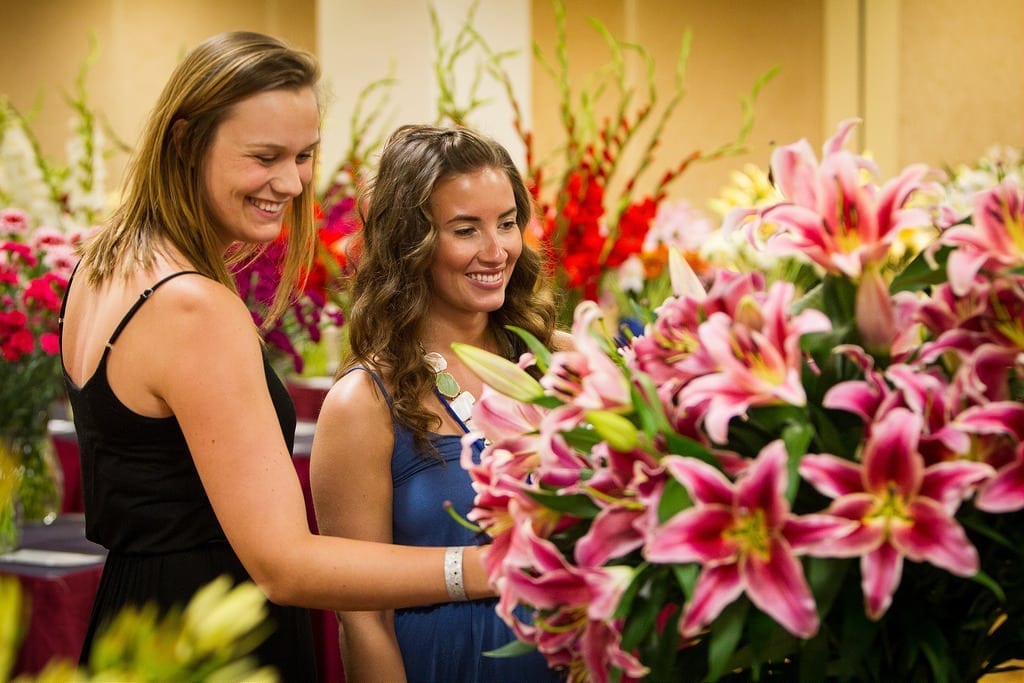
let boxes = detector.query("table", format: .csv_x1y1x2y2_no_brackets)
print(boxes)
0,514,105,677
34,416,346,683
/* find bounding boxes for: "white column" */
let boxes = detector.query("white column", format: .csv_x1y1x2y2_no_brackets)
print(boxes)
315,0,532,189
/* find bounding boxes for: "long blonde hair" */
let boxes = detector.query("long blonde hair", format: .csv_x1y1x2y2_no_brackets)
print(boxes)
81,31,321,328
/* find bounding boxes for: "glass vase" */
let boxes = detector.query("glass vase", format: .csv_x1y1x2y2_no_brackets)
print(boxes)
0,493,17,554
11,431,62,526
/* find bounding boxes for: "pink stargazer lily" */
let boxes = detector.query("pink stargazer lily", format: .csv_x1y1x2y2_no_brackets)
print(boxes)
541,300,631,411
676,281,831,444
953,401,1024,513
940,181,1024,295
799,408,994,619
645,441,853,639
500,520,647,683
731,118,934,280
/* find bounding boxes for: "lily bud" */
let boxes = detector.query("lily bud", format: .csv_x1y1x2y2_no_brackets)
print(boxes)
182,577,269,657
452,342,546,402
855,267,895,353
587,409,640,451
669,246,706,301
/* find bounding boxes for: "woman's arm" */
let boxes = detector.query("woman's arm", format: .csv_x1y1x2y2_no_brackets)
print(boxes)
143,276,491,611
310,370,407,682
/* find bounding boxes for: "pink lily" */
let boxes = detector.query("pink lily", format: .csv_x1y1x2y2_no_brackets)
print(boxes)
799,408,994,619
677,281,831,444
542,301,631,410
500,520,647,683
645,441,853,638
941,181,1024,295
953,401,1024,513
627,269,765,387
738,118,934,279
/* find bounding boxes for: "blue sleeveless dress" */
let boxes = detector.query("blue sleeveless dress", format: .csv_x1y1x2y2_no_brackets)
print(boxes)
351,368,560,682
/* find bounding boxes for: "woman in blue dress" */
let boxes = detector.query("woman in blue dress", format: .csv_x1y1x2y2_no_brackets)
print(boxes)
311,124,569,682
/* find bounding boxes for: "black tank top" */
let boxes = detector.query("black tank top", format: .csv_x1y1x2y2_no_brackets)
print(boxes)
58,270,297,553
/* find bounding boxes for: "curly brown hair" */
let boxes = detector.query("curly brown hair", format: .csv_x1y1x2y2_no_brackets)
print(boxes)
343,124,559,455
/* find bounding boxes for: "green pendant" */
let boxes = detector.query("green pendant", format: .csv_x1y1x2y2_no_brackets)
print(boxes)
435,370,461,399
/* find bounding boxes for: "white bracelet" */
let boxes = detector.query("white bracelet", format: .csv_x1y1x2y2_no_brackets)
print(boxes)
444,546,468,602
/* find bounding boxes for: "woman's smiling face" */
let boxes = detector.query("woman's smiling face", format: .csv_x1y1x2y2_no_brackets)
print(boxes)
202,86,320,249
427,166,522,319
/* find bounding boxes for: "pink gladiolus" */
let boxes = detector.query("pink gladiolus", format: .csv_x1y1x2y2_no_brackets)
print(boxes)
799,408,993,619
645,442,852,638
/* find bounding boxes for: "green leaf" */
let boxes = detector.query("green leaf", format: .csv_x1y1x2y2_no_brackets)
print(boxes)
620,569,671,652
663,433,719,468
707,599,749,682
505,324,552,373
657,476,692,522
890,245,950,293
782,422,814,502
804,557,850,618
563,426,603,454
798,628,829,683
483,637,538,658
525,489,601,518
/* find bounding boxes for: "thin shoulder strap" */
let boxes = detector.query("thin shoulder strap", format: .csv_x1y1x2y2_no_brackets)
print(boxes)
342,365,394,407
106,270,203,345
57,260,82,329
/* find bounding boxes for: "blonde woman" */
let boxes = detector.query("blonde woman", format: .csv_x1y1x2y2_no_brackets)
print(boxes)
60,35,493,680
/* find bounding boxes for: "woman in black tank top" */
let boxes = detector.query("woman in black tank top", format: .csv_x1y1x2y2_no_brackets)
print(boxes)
59,30,495,683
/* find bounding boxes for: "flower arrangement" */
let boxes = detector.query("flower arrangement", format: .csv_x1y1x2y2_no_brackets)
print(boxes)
485,0,776,324
451,119,1024,682
0,208,85,527
232,232,347,376
1,56,108,525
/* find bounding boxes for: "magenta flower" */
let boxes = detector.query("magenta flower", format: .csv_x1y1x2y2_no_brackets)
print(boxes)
0,208,29,236
799,408,994,619
628,269,764,388
500,521,647,683
941,181,1024,295
733,118,934,279
541,301,631,410
953,401,1024,513
676,281,831,444
645,441,853,638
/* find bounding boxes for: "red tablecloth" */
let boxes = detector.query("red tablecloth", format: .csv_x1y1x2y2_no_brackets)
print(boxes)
0,515,105,677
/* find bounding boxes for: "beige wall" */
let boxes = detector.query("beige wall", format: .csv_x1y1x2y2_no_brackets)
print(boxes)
530,0,825,207
0,0,315,191
1,0,1023,209
897,0,1024,174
